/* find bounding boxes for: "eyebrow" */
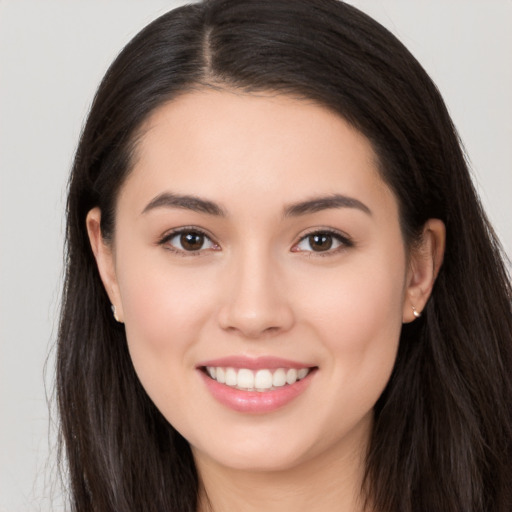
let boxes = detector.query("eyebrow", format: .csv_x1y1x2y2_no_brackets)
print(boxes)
283,194,372,217
141,192,226,216
141,192,371,218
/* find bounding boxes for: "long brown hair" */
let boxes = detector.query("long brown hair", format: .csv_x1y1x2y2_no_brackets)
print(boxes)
57,1,512,510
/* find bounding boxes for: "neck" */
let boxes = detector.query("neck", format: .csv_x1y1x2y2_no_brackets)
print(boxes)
195,420,373,512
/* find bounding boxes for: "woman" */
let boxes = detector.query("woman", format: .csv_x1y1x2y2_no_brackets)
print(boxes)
57,0,512,510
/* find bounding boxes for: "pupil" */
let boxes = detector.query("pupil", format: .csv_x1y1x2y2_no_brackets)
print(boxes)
181,232,204,251
309,233,332,251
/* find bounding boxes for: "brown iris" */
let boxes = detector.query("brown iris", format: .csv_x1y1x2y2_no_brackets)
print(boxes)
308,233,333,251
180,232,205,251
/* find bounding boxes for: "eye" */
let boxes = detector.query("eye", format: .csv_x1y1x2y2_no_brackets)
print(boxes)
292,230,352,253
159,229,219,254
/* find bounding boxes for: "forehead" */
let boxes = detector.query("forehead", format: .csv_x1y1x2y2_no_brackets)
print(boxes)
121,89,396,218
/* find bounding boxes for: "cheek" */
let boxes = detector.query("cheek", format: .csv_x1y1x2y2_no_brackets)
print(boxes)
298,249,406,389
298,264,404,446
304,252,404,331
114,249,217,385
115,263,221,432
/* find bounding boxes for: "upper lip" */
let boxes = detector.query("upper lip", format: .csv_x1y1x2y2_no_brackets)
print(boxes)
196,356,314,370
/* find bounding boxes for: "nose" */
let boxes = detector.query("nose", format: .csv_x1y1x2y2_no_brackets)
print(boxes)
217,249,295,339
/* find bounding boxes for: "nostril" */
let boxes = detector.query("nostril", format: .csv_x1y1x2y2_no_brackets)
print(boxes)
217,300,295,339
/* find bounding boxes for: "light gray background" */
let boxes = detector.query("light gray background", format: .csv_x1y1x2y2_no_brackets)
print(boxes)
1,1,511,510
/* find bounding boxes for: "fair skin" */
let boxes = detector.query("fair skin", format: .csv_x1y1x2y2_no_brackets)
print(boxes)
87,89,444,512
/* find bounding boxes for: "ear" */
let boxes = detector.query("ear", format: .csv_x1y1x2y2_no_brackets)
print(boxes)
403,219,445,323
86,207,124,323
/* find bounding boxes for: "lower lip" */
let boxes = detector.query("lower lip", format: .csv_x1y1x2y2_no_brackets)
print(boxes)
199,369,315,414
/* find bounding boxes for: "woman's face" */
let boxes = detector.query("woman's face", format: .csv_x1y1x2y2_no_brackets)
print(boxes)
90,89,424,474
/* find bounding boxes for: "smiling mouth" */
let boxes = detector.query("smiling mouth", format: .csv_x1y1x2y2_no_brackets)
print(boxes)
201,366,316,392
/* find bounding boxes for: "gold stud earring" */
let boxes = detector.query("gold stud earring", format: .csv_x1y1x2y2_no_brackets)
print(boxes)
411,305,422,319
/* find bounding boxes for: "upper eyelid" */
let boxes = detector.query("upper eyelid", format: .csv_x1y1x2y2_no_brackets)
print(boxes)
295,227,352,244
158,226,216,244
292,229,354,254
157,228,220,257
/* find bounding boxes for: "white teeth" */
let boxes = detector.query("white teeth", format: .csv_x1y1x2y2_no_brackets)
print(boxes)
286,368,298,385
225,367,237,386
272,368,287,387
254,369,273,390
297,368,308,379
216,367,226,384
237,368,255,389
205,366,312,391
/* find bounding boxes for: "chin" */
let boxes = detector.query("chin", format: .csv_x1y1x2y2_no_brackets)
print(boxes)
193,442,312,473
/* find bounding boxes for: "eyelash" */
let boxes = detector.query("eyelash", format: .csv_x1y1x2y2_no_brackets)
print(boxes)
292,229,354,256
157,227,220,256
157,227,353,256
